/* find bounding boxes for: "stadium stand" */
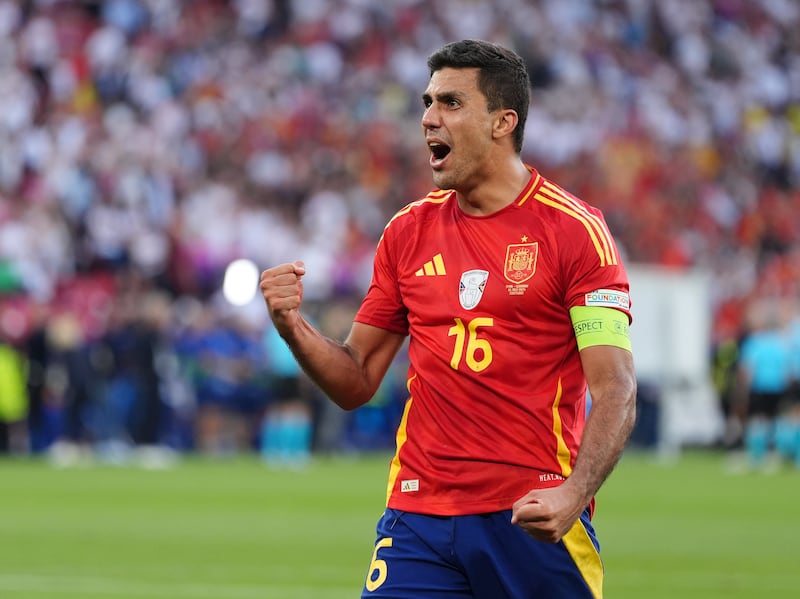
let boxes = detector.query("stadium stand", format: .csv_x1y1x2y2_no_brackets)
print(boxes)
0,0,798,458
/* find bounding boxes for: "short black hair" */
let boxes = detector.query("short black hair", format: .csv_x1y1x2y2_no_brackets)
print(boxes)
427,39,530,153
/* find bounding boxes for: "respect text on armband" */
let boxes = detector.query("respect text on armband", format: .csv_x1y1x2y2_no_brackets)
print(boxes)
573,318,628,337
573,319,603,336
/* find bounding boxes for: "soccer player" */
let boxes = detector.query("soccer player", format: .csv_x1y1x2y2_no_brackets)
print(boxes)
261,39,636,599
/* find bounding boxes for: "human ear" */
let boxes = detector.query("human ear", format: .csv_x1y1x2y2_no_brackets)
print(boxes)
493,109,518,141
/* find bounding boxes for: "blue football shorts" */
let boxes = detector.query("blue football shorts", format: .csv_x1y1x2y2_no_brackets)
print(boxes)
360,508,602,598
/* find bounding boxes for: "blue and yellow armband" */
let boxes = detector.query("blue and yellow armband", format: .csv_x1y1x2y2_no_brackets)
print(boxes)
569,305,632,351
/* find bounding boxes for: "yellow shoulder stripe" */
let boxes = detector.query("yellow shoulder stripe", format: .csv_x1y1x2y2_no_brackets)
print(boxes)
377,191,451,246
533,182,618,267
516,171,540,206
384,190,451,228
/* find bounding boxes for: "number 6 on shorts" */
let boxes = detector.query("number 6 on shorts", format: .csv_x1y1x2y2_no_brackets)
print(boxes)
365,537,393,591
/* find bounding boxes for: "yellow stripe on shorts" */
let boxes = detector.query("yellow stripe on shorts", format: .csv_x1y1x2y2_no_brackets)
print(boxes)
562,519,604,598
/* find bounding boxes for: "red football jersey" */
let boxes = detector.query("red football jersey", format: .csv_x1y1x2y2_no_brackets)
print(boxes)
355,168,631,515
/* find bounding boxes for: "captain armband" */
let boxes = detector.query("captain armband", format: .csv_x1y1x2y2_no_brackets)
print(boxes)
569,305,632,351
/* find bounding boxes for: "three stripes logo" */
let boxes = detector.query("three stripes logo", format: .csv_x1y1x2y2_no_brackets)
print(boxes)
415,253,446,276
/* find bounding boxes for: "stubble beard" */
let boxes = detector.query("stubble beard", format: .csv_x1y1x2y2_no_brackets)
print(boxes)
431,169,456,191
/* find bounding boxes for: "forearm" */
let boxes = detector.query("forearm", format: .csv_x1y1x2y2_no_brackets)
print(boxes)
510,367,636,543
568,376,637,505
261,261,401,410
280,315,374,410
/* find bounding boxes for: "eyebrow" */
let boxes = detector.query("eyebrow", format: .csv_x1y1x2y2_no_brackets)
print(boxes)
422,90,466,103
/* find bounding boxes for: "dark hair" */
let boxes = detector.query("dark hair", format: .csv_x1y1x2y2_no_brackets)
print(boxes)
427,39,530,153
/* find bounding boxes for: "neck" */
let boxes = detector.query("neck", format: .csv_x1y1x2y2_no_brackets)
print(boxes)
456,158,531,216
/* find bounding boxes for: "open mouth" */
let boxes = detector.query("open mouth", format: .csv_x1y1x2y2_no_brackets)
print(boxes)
429,142,451,167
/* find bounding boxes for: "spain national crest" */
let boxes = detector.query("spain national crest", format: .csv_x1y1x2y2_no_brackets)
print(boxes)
504,242,538,284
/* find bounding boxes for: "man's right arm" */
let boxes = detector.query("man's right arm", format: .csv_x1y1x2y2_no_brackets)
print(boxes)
261,262,406,411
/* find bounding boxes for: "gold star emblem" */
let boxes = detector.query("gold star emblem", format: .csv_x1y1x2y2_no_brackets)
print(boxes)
521,235,528,242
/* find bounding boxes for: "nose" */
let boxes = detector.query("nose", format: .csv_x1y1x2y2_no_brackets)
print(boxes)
421,105,439,130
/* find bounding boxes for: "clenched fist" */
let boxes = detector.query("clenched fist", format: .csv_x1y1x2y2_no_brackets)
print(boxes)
260,261,306,337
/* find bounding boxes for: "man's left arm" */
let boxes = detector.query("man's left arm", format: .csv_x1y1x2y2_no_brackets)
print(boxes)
512,343,636,542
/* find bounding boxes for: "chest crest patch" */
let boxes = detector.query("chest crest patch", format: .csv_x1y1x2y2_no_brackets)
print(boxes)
459,270,489,310
504,242,538,284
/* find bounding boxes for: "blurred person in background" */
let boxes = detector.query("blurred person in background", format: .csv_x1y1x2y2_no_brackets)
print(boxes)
735,300,793,471
45,311,96,466
189,302,265,454
259,319,313,467
0,334,28,454
775,299,800,468
23,302,54,452
261,39,636,598
711,318,744,449
92,283,178,465
92,285,159,459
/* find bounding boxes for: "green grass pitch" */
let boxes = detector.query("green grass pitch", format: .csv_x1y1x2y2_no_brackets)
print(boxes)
0,450,798,598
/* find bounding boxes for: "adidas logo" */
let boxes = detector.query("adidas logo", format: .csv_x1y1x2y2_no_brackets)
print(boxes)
415,253,446,276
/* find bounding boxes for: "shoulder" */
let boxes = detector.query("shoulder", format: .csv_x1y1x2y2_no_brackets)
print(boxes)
381,189,454,238
526,175,605,226
525,174,619,267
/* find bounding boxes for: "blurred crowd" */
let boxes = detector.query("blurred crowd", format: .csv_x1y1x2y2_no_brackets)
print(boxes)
0,0,799,462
